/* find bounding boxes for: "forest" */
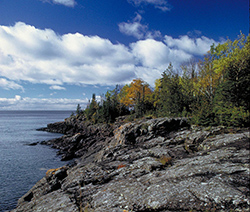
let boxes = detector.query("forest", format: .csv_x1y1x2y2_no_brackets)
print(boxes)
75,33,250,127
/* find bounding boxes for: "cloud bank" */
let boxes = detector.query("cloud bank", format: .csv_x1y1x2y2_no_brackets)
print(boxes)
0,95,88,110
0,22,135,86
0,22,217,90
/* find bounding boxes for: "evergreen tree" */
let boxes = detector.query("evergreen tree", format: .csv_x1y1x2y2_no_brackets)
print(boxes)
77,34,249,127
76,104,81,115
212,34,250,126
180,60,199,115
191,33,250,126
85,93,99,123
158,63,184,117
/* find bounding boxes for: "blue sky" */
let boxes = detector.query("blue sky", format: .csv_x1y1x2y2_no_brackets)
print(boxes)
0,0,248,110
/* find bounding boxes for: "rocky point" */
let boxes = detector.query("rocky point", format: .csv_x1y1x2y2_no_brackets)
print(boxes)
10,116,250,212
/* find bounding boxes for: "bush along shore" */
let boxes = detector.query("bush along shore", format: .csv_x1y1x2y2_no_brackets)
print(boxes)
10,115,250,212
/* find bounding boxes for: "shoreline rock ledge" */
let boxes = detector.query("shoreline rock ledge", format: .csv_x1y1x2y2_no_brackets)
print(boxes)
11,117,250,212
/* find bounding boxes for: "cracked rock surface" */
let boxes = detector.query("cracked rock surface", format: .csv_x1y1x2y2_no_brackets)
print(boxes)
11,117,250,212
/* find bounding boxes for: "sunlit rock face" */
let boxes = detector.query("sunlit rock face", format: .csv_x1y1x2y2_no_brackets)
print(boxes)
11,117,250,212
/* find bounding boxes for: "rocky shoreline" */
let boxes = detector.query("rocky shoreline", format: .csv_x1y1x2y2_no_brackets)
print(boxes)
10,116,250,212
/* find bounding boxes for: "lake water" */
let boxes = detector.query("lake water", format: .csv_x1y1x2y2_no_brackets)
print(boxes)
0,111,72,212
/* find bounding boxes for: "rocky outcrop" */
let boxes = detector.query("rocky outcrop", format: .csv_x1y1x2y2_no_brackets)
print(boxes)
40,120,115,161
11,117,250,212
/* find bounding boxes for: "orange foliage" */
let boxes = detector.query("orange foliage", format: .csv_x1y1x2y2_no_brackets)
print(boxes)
120,78,152,107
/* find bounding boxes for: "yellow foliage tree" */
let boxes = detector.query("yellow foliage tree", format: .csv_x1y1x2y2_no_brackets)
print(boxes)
120,78,152,108
151,78,161,108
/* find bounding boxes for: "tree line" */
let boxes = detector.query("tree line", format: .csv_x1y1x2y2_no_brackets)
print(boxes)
75,33,250,127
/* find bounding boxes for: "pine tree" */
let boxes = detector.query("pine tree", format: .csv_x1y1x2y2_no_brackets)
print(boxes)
76,104,81,115
158,63,184,117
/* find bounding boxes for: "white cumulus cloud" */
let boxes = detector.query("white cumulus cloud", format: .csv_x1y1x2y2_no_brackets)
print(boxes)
0,22,218,89
119,13,161,39
130,39,192,85
119,13,148,39
164,35,218,56
0,22,136,86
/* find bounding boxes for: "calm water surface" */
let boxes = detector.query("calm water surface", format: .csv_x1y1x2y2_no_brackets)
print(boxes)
0,111,72,212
